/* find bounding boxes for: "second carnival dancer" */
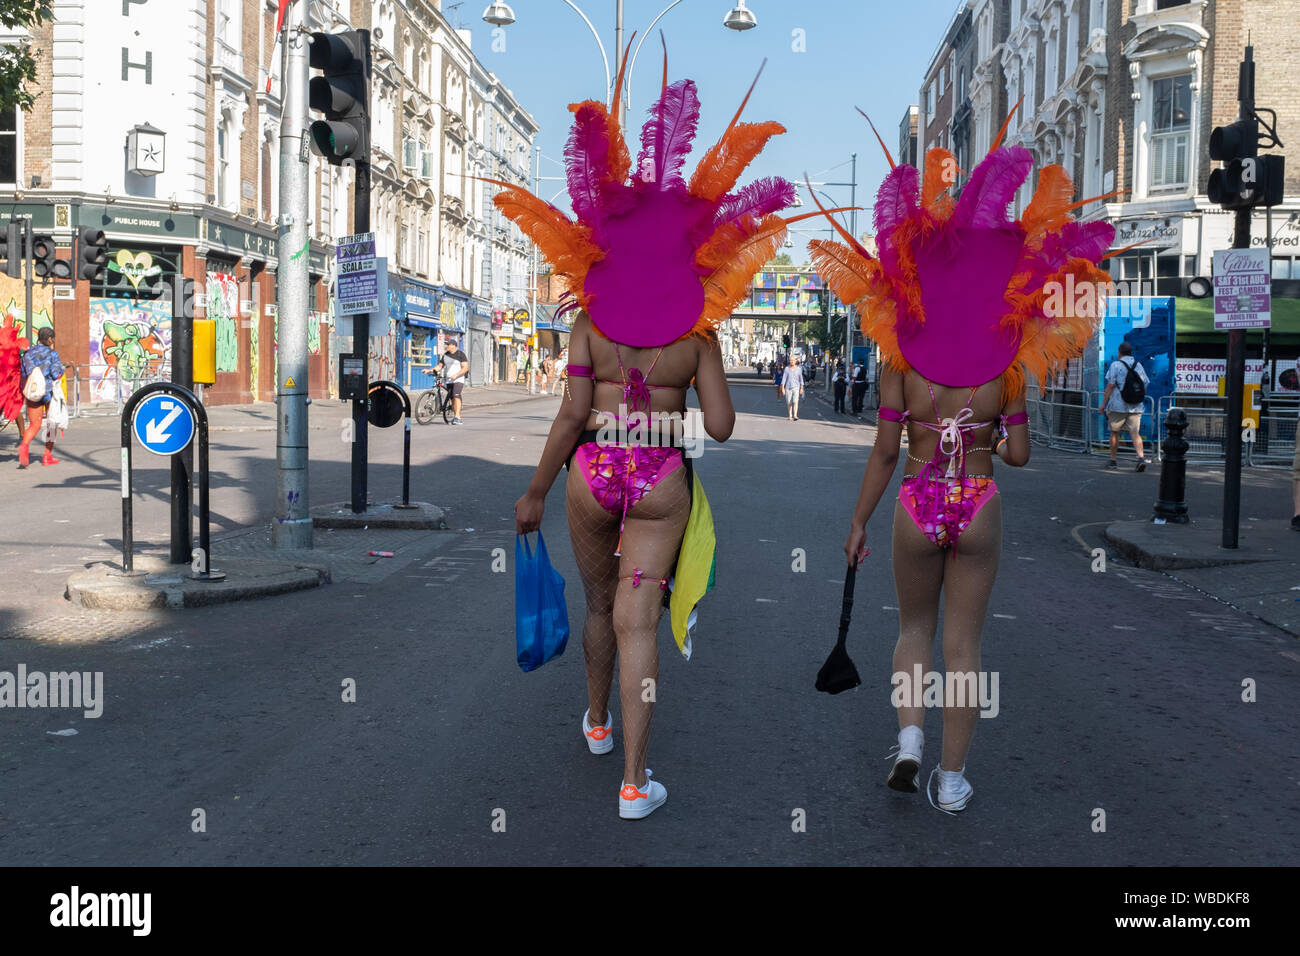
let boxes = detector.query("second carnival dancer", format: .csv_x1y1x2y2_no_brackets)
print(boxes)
811,106,1116,813
506,47,819,819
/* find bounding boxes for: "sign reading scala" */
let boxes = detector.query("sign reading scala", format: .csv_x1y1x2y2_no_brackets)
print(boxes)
336,232,379,315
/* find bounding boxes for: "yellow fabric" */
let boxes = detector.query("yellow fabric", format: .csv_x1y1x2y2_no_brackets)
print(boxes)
670,469,715,660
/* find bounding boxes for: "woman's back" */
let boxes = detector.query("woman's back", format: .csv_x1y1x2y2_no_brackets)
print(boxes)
898,370,1005,475
584,333,699,426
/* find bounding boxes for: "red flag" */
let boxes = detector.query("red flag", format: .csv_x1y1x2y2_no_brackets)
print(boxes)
266,0,294,93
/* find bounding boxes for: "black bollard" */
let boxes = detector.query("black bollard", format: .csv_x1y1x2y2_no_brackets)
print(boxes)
1153,407,1189,524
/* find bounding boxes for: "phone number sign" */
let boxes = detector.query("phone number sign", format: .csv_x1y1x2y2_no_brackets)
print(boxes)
336,232,378,316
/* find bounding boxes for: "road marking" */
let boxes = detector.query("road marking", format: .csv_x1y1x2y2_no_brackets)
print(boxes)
756,597,777,603
993,613,1016,619
1113,625,1137,630
1070,520,1113,555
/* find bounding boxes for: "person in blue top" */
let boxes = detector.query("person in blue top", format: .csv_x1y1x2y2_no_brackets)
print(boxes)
19,326,64,468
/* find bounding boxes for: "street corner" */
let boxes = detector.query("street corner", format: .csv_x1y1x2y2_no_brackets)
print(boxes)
64,553,328,610
1101,517,1288,571
310,500,447,530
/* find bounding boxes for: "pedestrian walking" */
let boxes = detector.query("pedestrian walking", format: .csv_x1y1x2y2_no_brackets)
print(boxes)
833,360,848,413
441,338,469,424
506,65,785,820
552,348,568,396
18,326,65,468
851,360,868,414
781,355,804,420
1099,341,1150,471
816,114,1114,814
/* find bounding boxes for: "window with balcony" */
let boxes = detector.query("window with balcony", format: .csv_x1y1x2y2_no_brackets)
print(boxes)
1150,73,1191,190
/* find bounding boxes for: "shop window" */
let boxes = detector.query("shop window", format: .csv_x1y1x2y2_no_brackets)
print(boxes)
1273,257,1293,280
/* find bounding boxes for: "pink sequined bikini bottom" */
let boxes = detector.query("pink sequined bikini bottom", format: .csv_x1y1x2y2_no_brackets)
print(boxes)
898,474,998,551
572,442,684,517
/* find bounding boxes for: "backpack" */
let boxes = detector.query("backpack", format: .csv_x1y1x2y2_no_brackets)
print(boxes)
23,364,46,402
1118,357,1145,405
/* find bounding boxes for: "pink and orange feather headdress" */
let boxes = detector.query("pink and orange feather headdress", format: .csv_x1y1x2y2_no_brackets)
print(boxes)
489,42,828,349
810,106,1119,404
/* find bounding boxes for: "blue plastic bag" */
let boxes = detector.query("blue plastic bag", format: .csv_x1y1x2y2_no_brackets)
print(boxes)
515,532,570,672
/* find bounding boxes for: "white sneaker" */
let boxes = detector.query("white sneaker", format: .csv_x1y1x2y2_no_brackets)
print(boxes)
928,765,974,814
887,725,924,793
619,769,667,819
582,709,614,755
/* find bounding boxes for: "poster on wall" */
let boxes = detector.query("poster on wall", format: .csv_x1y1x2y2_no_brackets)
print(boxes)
0,276,53,342
206,272,241,373
88,297,172,403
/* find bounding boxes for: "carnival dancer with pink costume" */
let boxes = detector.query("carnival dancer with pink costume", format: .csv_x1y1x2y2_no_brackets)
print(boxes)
506,44,820,818
811,106,1116,813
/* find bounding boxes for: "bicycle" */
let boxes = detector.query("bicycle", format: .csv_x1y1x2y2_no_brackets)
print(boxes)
415,371,452,424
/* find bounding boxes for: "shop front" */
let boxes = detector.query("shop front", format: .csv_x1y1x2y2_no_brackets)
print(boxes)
400,279,441,391
469,298,494,385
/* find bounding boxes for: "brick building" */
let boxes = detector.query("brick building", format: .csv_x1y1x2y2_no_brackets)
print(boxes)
918,0,1300,378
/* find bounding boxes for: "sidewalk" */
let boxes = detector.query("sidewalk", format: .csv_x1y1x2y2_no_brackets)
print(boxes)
114,381,555,432
1104,518,1300,637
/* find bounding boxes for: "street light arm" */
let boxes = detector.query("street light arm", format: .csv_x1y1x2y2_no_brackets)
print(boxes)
561,0,612,109
626,0,685,117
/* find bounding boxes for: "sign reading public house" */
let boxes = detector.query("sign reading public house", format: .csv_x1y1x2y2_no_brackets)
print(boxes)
336,232,379,316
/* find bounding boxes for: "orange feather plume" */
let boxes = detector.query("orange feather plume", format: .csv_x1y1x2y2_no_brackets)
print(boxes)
492,187,603,279
689,121,786,202
922,148,957,208
1018,164,1073,242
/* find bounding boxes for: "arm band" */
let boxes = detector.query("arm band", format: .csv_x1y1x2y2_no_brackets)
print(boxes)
1002,411,1029,426
565,364,595,379
877,406,908,423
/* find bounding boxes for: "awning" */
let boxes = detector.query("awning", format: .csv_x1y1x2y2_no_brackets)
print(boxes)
1175,296,1300,338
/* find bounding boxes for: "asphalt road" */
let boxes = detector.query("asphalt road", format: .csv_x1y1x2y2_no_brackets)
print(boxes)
1,372,1297,865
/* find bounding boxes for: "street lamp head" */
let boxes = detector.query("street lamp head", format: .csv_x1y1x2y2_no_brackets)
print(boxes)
482,2,516,26
723,1,757,31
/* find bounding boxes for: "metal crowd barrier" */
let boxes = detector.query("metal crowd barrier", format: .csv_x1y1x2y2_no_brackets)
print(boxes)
1248,393,1298,470
1155,395,1229,462
1025,385,1093,453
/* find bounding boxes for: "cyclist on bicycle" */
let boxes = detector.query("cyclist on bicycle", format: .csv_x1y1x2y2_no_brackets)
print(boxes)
440,338,469,424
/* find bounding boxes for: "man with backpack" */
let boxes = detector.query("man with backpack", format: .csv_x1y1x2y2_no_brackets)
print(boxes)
1100,340,1150,471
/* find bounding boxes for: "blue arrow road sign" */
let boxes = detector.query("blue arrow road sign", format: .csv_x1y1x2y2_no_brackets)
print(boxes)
132,393,196,456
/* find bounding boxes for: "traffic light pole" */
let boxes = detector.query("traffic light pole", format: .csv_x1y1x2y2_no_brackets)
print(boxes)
274,0,313,548
1221,48,1254,550
170,276,194,564
351,160,371,514
23,217,32,343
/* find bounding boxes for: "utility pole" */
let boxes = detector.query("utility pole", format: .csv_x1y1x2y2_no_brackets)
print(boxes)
23,218,33,343
615,0,626,130
274,0,313,548
529,143,539,394
844,152,857,367
169,275,195,564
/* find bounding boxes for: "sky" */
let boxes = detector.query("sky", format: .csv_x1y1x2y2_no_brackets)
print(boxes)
454,0,965,262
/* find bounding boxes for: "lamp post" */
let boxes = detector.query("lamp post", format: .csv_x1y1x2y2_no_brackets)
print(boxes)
484,1,759,130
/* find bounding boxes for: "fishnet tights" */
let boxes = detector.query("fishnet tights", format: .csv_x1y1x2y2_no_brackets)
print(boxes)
565,454,690,789
890,490,1001,772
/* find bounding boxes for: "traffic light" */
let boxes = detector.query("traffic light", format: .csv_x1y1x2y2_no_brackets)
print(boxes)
782,333,791,347
0,221,20,278
31,235,70,280
78,227,108,281
308,30,370,166
1207,116,1285,210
